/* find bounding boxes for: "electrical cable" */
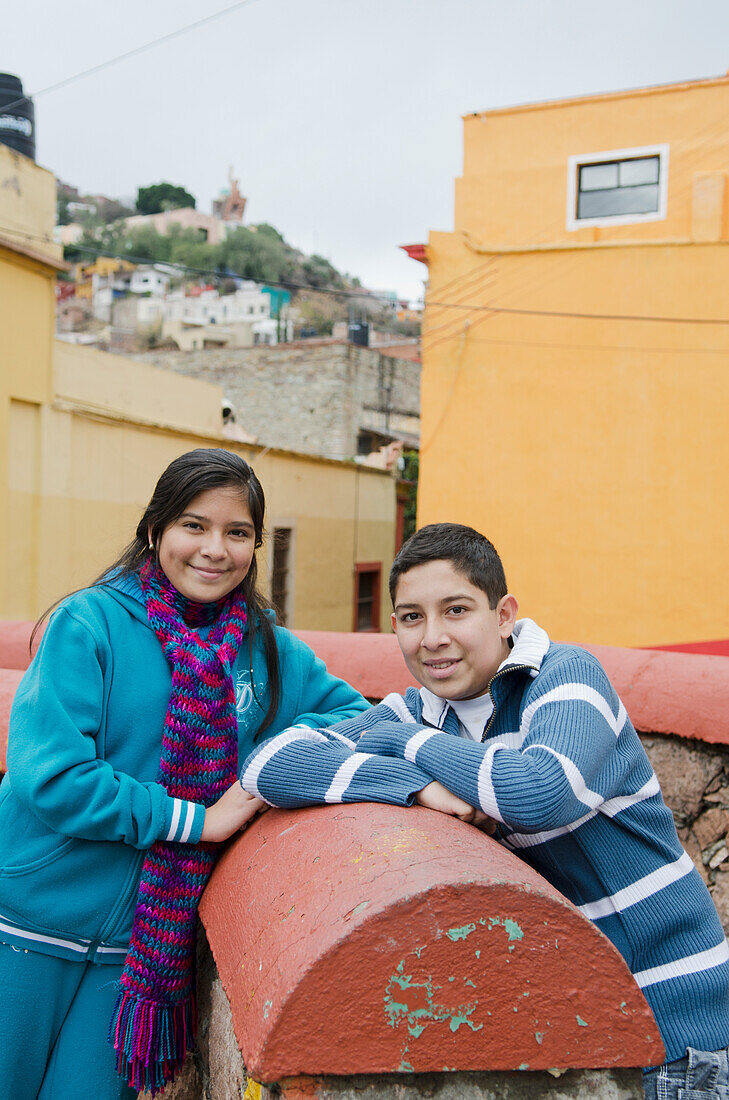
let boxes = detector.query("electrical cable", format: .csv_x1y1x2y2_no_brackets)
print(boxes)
42,237,419,306
7,222,729,331
426,329,729,358
1,0,268,113
422,262,496,340
422,250,585,350
426,298,729,326
418,321,471,455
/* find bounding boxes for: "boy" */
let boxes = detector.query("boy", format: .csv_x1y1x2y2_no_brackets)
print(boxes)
241,523,729,1095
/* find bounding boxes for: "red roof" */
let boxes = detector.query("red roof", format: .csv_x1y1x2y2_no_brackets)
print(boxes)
400,243,428,265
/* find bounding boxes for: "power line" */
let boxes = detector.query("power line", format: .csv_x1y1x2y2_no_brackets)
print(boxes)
0,231,407,306
423,297,729,327
426,328,729,358
65,240,402,302
1,0,267,113
8,222,729,329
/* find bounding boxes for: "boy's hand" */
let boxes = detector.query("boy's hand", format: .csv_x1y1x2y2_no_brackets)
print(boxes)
416,781,496,834
201,783,269,843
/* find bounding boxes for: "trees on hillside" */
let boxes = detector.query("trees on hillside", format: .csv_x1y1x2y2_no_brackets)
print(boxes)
136,183,196,215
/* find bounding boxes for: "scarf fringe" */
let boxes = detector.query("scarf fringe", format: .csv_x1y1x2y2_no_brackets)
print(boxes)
109,988,196,1095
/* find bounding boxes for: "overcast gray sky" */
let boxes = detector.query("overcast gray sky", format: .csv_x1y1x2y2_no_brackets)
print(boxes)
6,0,729,299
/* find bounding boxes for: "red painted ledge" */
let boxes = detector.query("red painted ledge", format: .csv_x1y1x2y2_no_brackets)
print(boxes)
295,631,729,748
1,624,728,769
0,669,23,771
0,620,40,671
648,639,729,657
201,803,663,1080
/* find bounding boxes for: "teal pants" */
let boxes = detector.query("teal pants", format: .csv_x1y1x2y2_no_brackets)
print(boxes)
0,942,136,1100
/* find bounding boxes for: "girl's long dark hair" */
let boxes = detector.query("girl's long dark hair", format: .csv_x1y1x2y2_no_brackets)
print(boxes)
34,448,281,738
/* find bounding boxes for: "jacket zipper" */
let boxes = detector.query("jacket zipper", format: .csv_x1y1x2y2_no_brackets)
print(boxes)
481,664,538,741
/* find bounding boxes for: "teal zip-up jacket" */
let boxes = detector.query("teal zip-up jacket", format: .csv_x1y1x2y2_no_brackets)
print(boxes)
0,574,370,964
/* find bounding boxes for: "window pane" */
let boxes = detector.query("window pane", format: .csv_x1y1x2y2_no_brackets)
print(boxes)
357,571,374,631
577,183,659,219
619,156,659,186
272,528,291,626
355,568,379,631
580,163,618,191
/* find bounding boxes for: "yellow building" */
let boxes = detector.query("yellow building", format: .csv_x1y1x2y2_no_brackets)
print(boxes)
0,145,396,631
419,75,729,648
72,257,136,301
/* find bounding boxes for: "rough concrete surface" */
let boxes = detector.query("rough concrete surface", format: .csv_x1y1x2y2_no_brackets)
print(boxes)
640,733,729,932
138,343,420,462
201,804,661,1079
259,1068,644,1100
139,1053,200,1100
640,734,727,820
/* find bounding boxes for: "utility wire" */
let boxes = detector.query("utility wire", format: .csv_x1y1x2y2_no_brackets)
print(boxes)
1,0,267,113
424,298,729,327
64,239,729,325
1,226,425,310
49,238,413,305
8,224,729,330
429,329,729,357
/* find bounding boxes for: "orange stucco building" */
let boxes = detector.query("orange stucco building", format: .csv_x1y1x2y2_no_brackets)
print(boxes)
418,75,729,648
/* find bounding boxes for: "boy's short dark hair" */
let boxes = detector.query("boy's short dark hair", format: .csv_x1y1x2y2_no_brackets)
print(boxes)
389,523,508,609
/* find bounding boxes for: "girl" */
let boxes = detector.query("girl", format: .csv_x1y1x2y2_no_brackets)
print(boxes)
0,448,369,1099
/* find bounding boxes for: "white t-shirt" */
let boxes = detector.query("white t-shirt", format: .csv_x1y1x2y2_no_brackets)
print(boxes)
448,693,495,742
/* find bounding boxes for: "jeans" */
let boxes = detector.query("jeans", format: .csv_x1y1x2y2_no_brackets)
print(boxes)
643,1047,729,1099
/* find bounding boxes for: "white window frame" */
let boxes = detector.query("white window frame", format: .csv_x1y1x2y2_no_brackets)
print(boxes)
566,143,669,231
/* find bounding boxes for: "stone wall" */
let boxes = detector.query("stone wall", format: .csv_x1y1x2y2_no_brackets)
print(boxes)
642,732,729,928
136,342,420,461
144,938,643,1100
145,726,729,1100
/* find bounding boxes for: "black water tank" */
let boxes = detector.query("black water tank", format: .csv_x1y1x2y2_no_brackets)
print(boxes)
348,321,370,347
0,74,35,161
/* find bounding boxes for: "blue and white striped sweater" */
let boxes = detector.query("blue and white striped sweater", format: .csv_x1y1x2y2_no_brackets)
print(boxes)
240,619,729,1062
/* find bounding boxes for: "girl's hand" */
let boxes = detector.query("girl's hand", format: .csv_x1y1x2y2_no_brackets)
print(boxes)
416,781,496,834
201,783,269,843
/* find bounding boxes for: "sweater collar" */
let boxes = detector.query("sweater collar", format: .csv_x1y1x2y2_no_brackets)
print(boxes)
503,617,551,675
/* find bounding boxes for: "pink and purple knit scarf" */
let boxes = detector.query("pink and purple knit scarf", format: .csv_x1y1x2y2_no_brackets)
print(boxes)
109,557,248,1094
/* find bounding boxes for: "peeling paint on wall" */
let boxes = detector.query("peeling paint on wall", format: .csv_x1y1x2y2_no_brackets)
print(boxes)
383,957,483,1068
446,923,476,941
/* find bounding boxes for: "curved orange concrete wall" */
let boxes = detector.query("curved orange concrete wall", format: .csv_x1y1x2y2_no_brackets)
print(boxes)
201,803,663,1080
0,620,39,670
0,625,727,768
0,668,23,771
296,630,729,747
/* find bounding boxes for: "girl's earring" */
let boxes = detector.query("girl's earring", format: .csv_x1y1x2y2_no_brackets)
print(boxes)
149,542,154,551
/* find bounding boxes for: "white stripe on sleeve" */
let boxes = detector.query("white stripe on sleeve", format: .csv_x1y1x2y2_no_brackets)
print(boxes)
579,849,695,921
166,798,182,842
601,774,660,817
520,683,621,739
505,773,661,849
476,742,508,820
523,743,604,810
381,693,420,724
633,939,729,989
179,801,196,844
404,727,438,763
616,699,628,734
321,726,358,749
324,753,373,802
240,727,330,798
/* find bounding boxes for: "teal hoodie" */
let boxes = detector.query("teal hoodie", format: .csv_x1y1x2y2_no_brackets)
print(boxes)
0,575,368,963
